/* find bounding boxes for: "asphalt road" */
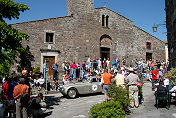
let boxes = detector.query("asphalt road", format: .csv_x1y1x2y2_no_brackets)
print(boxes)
126,81,176,118
44,93,104,118
40,80,176,118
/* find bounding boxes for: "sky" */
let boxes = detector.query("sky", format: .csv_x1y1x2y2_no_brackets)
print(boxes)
6,0,167,41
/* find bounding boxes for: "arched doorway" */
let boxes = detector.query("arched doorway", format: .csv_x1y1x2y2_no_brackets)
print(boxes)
100,47,110,60
100,34,112,60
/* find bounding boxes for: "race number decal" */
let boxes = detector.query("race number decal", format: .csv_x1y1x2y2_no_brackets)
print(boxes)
92,85,98,91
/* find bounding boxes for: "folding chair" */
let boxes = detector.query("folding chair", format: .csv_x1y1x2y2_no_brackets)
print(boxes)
155,90,170,110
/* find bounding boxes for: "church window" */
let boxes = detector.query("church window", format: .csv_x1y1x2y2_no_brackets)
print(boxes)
106,15,109,27
146,42,151,50
102,15,105,26
46,32,54,43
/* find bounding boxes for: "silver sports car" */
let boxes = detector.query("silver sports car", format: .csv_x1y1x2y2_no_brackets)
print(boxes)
60,76,102,99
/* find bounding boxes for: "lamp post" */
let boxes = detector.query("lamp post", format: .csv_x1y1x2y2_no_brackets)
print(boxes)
152,24,165,32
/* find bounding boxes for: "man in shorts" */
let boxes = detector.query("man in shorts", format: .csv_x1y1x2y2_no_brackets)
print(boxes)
101,69,113,103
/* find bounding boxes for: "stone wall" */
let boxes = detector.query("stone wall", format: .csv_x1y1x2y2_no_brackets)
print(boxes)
11,2,166,72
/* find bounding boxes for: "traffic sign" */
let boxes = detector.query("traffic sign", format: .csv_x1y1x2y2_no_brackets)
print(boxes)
46,67,49,72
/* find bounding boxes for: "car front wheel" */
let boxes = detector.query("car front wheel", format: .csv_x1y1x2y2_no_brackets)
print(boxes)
67,88,78,99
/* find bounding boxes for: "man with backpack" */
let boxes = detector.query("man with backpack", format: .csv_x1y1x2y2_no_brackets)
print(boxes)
13,78,30,118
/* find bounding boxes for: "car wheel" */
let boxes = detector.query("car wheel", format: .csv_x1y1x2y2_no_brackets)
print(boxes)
67,88,78,99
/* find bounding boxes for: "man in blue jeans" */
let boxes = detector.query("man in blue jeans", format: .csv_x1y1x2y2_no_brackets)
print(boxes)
52,62,58,81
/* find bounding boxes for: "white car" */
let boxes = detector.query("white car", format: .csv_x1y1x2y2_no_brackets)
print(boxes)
60,76,102,99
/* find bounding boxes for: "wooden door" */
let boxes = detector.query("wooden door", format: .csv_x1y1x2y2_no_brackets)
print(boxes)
43,56,55,75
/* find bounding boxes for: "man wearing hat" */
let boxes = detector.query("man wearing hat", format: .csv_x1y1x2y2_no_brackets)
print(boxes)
13,78,29,118
126,68,140,108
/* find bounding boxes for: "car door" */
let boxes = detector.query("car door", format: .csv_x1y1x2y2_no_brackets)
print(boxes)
76,82,91,94
89,81,102,93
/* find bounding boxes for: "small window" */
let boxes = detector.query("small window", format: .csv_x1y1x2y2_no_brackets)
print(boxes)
106,15,109,27
102,15,105,26
146,42,151,50
46,32,54,43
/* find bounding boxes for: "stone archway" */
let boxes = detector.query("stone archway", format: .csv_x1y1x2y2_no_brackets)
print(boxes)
100,34,112,60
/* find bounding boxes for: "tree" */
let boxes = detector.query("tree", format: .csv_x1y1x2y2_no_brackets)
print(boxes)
19,45,34,71
0,0,30,79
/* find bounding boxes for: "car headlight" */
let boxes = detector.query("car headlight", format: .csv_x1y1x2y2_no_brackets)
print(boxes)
61,87,65,92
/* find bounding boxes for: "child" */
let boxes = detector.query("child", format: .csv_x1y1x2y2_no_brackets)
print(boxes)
34,77,39,88
63,71,69,85
53,80,59,91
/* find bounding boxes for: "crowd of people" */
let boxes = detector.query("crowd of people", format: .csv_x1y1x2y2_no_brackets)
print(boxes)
0,56,172,117
58,57,171,108
0,69,47,118
60,57,169,84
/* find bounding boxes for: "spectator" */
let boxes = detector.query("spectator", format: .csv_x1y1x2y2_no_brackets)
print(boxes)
2,76,10,99
62,62,66,76
52,62,58,81
126,68,140,108
158,69,164,82
103,58,107,69
155,81,166,92
76,62,81,78
87,57,92,72
29,93,47,117
115,70,125,88
101,69,113,103
7,76,18,100
38,75,45,91
169,81,176,97
122,58,126,66
13,78,30,118
151,67,159,90
113,59,117,69
34,76,39,88
2,76,11,117
53,80,59,91
46,77,53,91
106,58,110,69
71,61,77,79
97,58,102,70
164,75,173,90
63,71,69,85
22,67,27,77
82,61,86,79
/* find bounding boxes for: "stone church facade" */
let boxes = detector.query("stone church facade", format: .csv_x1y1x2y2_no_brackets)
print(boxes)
11,0,165,74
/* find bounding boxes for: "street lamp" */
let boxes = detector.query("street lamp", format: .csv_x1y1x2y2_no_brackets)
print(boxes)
152,24,165,32
152,25,158,32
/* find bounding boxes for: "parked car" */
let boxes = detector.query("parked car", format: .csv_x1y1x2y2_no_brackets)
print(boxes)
60,76,102,99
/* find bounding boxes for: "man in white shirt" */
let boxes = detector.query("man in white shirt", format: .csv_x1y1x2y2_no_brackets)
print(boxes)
106,58,110,69
115,70,125,88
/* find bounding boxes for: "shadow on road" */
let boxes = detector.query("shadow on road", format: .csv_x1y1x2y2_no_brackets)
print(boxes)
40,95,63,117
78,92,103,98
46,95,62,108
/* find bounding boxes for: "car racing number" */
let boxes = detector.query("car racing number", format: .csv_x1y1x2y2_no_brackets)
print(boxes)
92,85,98,91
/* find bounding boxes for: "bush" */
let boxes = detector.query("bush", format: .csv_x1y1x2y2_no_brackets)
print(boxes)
167,68,176,82
89,100,125,118
107,83,129,107
33,66,41,74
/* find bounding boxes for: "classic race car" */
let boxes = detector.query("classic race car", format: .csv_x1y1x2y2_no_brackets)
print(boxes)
60,76,102,99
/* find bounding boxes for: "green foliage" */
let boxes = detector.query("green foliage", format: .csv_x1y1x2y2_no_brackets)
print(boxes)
89,100,125,118
19,45,34,71
167,68,176,82
107,83,129,107
33,66,41,74
0,0,30,79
